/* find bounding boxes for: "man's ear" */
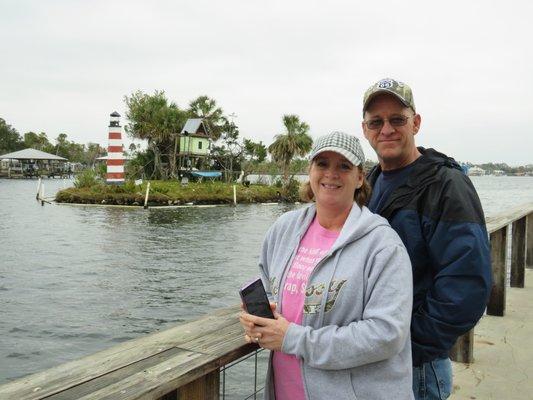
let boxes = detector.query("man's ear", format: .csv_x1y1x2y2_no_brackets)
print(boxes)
413,114,422,135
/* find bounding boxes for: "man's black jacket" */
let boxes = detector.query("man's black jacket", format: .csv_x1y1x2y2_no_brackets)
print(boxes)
367,147,492,366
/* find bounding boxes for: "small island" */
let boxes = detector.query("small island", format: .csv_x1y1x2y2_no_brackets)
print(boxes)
55,180,291,206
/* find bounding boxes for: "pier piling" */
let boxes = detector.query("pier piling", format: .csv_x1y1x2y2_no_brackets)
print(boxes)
144,182,151,209
487,227,507,316
527,213,533,269
40,183,45,206
510,217,526,288
36,178,42,200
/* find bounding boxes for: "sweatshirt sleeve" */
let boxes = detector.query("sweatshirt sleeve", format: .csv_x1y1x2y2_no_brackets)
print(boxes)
258,224,275,300
281,244,413,370
411,173,492,365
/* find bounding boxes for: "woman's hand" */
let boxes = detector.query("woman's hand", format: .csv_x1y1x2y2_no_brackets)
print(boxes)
239,303,290,351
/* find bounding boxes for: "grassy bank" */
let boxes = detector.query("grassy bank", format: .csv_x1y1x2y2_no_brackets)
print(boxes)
55,180,292,206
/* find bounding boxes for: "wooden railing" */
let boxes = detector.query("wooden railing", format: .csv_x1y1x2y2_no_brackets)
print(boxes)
1,202,532,399
450,202,533,363
0,307,256,400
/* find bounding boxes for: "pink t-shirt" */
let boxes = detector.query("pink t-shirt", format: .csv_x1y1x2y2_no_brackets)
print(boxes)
273,217,339,400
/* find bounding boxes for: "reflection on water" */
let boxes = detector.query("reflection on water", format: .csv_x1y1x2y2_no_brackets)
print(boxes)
0,177,532,384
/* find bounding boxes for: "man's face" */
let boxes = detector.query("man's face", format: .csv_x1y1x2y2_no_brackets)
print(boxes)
362,94,421,170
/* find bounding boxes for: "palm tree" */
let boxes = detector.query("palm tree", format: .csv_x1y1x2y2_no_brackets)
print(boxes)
268,114,313,186
124,90,186,178
188,95,225,140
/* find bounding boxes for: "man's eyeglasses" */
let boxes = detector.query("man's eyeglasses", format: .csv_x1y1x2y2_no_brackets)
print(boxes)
363,115,414,130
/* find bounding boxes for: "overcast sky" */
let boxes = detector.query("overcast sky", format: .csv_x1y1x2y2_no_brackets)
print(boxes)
1,0,532,165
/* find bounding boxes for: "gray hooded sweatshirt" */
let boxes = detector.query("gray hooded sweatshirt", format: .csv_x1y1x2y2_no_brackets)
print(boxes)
259,203,414,400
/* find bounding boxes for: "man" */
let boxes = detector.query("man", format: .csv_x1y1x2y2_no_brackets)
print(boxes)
361,78,492,400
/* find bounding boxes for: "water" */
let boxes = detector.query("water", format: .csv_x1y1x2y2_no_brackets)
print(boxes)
0,176,532,386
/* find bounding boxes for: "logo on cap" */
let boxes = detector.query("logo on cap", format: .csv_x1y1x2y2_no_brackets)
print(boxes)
377,79,394,89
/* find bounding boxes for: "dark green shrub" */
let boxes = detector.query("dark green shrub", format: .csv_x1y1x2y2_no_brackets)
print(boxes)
74,169,99,188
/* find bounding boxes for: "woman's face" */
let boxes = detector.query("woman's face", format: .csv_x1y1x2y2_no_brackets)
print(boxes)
309,151,363,210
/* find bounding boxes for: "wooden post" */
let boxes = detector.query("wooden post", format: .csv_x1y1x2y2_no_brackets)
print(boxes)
527,212,533,269
40,183,45,206
233,185,237,206
36,177,42,200
159,389,178,400
487,227,507,316
449,330,474,364
144,182,151,209
510,217,526,288
176,370,219,400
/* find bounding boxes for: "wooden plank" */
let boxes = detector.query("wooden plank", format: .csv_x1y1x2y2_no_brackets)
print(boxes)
57,349,223,400
0,307,240,400
527,212,533,269
177,370,219,400
72,350,216,400
179,322,258,368
487,227,507,316
181,321,249,355
45,348,185,400
449,329,474,364
486,202,533,234
510,217,526,288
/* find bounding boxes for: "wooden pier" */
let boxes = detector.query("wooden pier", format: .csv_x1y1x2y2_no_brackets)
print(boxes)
1,203,532,400
450,202,533,363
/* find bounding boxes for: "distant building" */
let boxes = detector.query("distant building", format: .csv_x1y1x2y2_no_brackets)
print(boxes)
492,170,505,176
0,148,68,178
468,166,485,176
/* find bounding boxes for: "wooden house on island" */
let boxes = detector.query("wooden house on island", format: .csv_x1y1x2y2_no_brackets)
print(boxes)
179,118,212,171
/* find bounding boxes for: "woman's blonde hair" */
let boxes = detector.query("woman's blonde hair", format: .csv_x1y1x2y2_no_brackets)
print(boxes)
299,164,372,207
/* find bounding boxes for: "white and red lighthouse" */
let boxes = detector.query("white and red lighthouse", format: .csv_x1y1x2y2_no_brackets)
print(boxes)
106,111,125,185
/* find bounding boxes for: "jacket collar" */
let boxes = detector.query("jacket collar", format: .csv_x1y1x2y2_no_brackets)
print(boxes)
366,147,462,219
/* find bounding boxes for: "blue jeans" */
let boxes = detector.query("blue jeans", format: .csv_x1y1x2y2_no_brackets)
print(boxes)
412,357,452,400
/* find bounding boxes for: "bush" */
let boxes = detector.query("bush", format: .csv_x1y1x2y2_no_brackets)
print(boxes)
281,177,302,202
74,169,99,188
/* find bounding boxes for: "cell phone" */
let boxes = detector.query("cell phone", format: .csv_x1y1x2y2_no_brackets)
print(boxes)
239,278,275,319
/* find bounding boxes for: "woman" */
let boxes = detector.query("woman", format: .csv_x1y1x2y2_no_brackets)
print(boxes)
240,131,414,400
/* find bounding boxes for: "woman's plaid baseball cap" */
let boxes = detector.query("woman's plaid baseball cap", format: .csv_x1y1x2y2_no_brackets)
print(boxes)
309,131,365,166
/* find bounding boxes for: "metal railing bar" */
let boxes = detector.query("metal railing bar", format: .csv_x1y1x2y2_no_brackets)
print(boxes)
243,386,265,400
220,348,264,371
222,365,226,400
254,350,258,400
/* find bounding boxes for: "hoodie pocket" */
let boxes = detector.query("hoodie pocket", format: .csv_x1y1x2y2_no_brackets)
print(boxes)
305,368,358,400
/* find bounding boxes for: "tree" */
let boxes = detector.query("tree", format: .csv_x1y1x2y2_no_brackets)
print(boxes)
54,133,69,158
188,95,225,140
0,118,24,154
210,119,244,181
124,90,187,178
268,114,313,186
239,139,267,182
243,139,267,163
84,142,106,167
24,131,52,151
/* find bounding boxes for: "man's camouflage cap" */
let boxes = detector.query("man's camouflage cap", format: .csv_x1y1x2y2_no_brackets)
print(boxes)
363,78,416,114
